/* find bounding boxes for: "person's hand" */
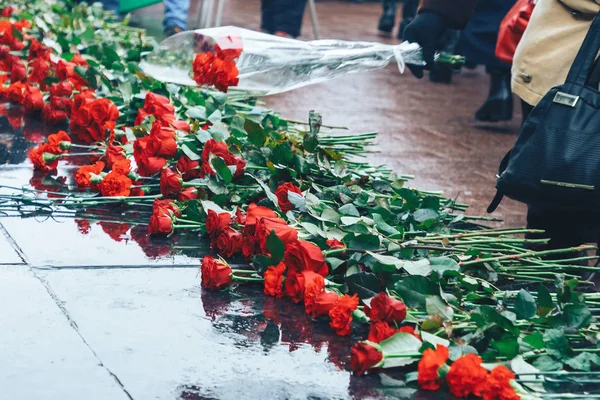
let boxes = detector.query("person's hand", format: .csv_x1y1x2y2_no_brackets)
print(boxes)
403,12,449,79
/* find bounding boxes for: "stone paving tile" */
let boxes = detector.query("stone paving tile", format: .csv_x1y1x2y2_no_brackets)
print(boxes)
0,266,131,400
42,267,357,400
0,228,23,264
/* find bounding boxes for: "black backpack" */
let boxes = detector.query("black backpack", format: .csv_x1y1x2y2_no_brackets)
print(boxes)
488,14,600,214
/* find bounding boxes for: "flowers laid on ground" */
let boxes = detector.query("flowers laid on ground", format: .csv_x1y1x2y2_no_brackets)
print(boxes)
1,2,600,399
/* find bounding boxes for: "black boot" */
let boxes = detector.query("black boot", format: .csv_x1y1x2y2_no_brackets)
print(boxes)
475,69,513,122
378,0,397,37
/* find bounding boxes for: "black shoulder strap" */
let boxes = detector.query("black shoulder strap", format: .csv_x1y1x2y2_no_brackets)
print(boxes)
487,150,511,214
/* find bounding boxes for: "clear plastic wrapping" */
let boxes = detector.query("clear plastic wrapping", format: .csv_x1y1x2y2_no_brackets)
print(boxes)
139,26,429,96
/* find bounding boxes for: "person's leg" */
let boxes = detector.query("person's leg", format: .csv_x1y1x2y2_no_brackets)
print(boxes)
378,0,397,37
273,0,308,38
397,0,418,40
163,0,190,33
261,0,276,34
474,66,513,122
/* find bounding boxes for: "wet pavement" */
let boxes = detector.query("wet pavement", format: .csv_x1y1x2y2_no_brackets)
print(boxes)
0,1,530,399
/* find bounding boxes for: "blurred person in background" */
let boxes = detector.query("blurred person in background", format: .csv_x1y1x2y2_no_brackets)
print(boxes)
459,0,517,122
405,0,600,253
261,0,309,38
100,0,190,37
377,0,419,40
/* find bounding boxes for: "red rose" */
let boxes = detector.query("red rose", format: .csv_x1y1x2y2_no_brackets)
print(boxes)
153,199,181,217
98,222,130,242
254,217,298,254
235,208,246,225
1,7,15,17
89,98,119,123
29,58,50,87
243,203,277,235
7,81,25,104
134,108,151,126
148,213,174,236
350,342,384,376
364,293,407,324
178,187,198,201
326,238,345,249
159,168,183,197
264,262,286,297
192,52,240,93
50,81,73,98
144,92,175,120
56,60,88,89
98,171,132,197
10,60,26,82
242,234,256,259
200,256,233,290
275,182,302,212
418,345,449,391
206,209,232,239
368,321,398,343
283,240,328,277
398,326,421,340
328,294,359,336
216,229,243,257
42,104,68,125
176,155,201,180
105,145,126,169
148,133,177,159
23,85,43,112
28,40,52,61
75,161,105,190
137,154,167,177
311,291,340,319
172,119,190,132
70,53,88,66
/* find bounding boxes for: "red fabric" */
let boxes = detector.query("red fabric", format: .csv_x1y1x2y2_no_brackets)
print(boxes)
495,0,535,65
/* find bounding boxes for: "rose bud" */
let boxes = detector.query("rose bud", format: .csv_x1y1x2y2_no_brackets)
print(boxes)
178,187,198,201
350,341,384,376
200,256,233,291
311,291,340,319
364,292,407,324
159,168,183,197
148,213,174,236
275,182,302,212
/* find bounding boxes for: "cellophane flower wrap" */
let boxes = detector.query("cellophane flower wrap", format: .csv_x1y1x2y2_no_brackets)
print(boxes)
139,26,434,96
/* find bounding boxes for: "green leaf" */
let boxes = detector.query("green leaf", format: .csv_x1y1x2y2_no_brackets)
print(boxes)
394,276,439,309
326,257,345,271
429,257,460,276
425,295,454,321
345,272,383,299
211,156,233,184
537,284,553,316
81,26,95,42
413,208,439,223
208,121,230,142
523,332,544,350
532,355,563,371
472,306,520,336
181,143,201,161
244,119,266,147
543,329,573,360
339,203,360,217
372,214,400,236
348,234,381,251
266,230,285,264
564,304,593,329
320,208,341,223
230,115,246,136
379,333,422,368
251,254,273,274
366,252,402,273
186,106,207,120
564,352,600,372
396,188,419,211
514,289,537,319
491,336,519,359
401,259,432,276
248,174,279,208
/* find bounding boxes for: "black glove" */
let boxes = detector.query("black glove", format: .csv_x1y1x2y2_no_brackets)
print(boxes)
402,12,449,79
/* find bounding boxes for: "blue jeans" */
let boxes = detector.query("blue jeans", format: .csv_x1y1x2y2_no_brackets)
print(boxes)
100,0,189,31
